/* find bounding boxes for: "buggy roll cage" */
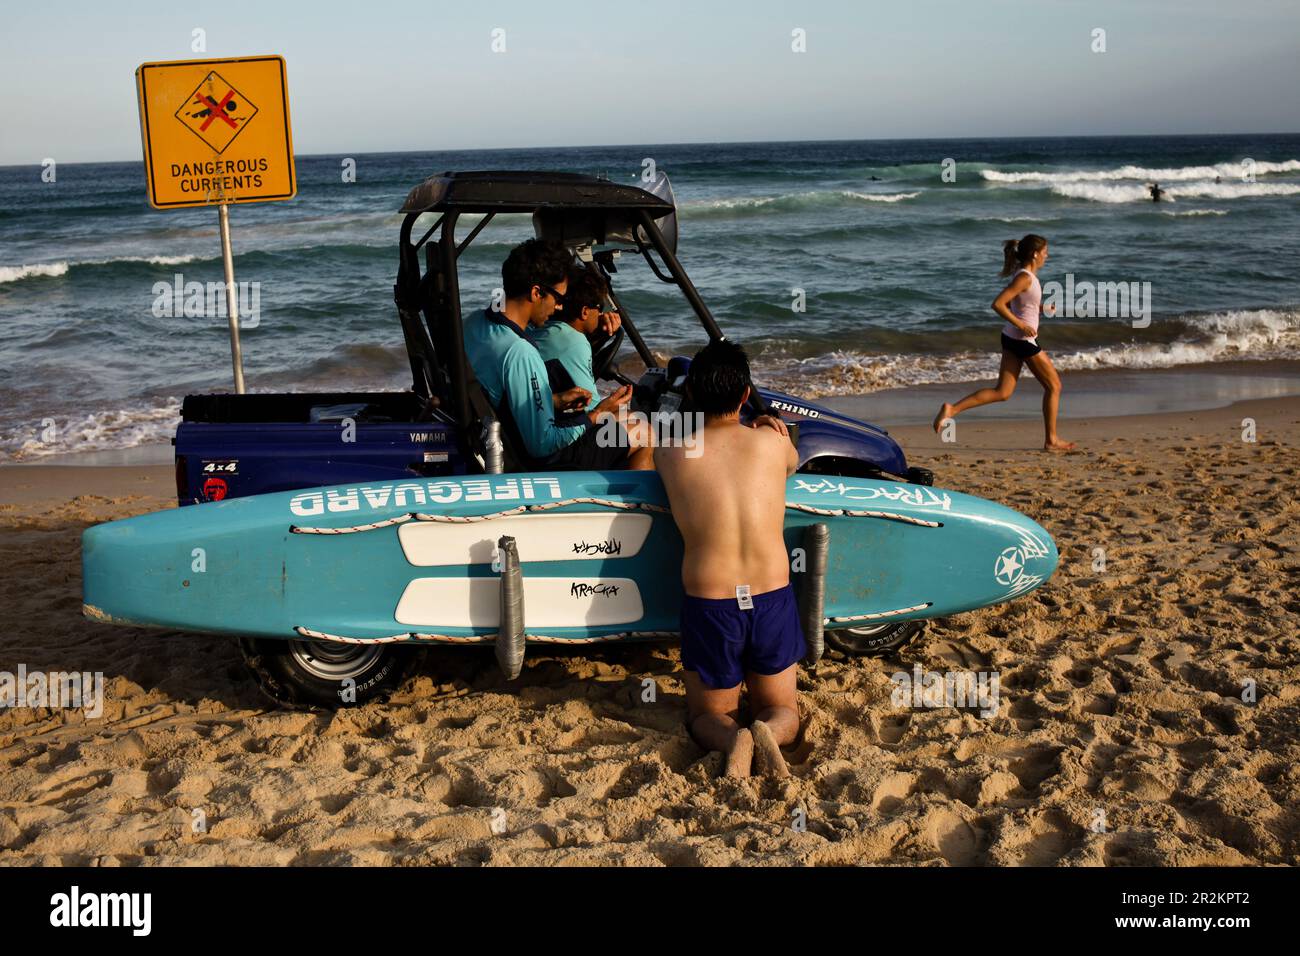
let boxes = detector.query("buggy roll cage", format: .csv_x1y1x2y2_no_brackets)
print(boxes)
392,170,727,446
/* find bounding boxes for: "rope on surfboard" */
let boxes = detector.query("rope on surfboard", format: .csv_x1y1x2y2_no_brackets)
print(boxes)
289,497,671,534
514,497,672,515
410,498,672,523
829,602,931,623
294,625,676,645
786,503,941,527
529,631,677,643
290,514,414,534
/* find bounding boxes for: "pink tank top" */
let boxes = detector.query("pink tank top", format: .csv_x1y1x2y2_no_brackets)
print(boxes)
1002,268,1041,342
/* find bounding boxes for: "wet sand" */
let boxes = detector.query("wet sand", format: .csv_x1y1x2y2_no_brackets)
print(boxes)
825,358,1300,427
0,396,1297,865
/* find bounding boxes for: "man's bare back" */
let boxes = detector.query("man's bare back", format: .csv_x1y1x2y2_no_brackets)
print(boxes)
655,416,798,598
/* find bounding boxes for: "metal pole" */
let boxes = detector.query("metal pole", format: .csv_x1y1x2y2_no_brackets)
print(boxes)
637,209,725,342
218,203,246,393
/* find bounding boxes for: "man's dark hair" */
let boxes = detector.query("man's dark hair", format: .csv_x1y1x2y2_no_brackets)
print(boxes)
687,339,751,416
501,238,572,299
563,265,608,318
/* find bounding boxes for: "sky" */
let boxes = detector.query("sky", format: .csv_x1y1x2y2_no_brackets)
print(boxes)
1,0,1298,165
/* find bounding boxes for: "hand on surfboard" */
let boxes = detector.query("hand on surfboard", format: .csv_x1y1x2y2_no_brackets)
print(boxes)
750,414,789,438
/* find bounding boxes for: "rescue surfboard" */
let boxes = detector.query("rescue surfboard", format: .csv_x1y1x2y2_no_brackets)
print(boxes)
82,470,1058,643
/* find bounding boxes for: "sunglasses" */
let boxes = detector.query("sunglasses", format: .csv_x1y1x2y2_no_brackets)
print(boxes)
536,284,567,306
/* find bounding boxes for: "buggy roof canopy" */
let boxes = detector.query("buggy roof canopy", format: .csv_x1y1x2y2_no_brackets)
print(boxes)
399,170,675,217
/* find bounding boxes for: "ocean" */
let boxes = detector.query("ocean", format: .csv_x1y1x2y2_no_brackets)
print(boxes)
2,134,1299,461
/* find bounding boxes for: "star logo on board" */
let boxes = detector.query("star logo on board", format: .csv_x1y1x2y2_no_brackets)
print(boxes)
174,71,259,153
993,547,1025,587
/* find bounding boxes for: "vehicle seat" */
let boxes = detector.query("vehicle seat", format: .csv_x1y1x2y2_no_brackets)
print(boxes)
463,365,543,473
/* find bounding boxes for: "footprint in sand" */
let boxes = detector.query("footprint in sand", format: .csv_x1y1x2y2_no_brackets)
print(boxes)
1008,745,1065,792
36,770,114,806
871,772,918,814
877,713,912,746
1064,665,1094,687
924,808,983,866
928,639,990,671
1015,809,1077,866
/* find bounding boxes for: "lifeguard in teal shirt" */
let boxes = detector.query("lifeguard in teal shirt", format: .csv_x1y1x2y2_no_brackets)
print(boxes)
527,266,608,412
464,239,653,471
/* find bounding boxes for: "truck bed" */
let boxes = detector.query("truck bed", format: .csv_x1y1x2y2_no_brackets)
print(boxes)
174,391,464,505
181,391,427,424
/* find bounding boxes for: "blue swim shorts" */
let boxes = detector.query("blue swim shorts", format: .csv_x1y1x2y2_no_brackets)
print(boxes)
680,583,805,689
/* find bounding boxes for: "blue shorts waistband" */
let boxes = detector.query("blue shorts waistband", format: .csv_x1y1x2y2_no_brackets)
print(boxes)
682,583,794,609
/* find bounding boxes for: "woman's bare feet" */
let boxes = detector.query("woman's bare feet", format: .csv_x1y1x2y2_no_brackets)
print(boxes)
933,403,955,434
750,720,790,779
723,727,754,778
1044,438,1077,452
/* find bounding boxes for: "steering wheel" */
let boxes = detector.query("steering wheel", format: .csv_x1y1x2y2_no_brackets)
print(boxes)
590,325,626,381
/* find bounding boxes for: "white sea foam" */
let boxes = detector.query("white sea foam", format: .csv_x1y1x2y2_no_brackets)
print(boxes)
840,190,921,203
0,402,181,462
974,215,1062,223
685,195,780,211
0,262,70,284
1050,181,1300,204
982,159,1300,184
760,309,1300,397
0,254,200,285
683,189,919,213
137,254,199,266
762,349,999,397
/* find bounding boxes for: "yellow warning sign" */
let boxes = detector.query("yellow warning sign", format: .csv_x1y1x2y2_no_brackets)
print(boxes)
136,56,295,208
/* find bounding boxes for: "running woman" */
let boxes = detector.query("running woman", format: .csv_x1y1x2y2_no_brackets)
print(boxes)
934,235,1075,451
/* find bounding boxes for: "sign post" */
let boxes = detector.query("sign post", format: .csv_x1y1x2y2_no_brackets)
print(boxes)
135,55,296,393
217,203,245,393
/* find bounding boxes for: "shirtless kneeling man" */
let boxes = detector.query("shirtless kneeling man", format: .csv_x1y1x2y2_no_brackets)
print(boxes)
654,340,802,779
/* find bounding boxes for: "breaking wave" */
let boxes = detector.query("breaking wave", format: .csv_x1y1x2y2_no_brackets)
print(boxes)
758,308,1300,397
0,262,70,284
682,189,921,218
1050,181,1300,204
0,254,201,285
0,400,182,462
981,159,1300,184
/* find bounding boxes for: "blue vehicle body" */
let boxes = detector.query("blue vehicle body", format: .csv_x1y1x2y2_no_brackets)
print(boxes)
176,418,463,504
175,383,910,505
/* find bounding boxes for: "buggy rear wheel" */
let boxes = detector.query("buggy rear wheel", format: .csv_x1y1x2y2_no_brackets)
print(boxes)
239,636,418,709
825,620,924,657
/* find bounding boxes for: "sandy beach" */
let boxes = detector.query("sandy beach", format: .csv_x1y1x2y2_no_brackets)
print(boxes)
0,394,1296,866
